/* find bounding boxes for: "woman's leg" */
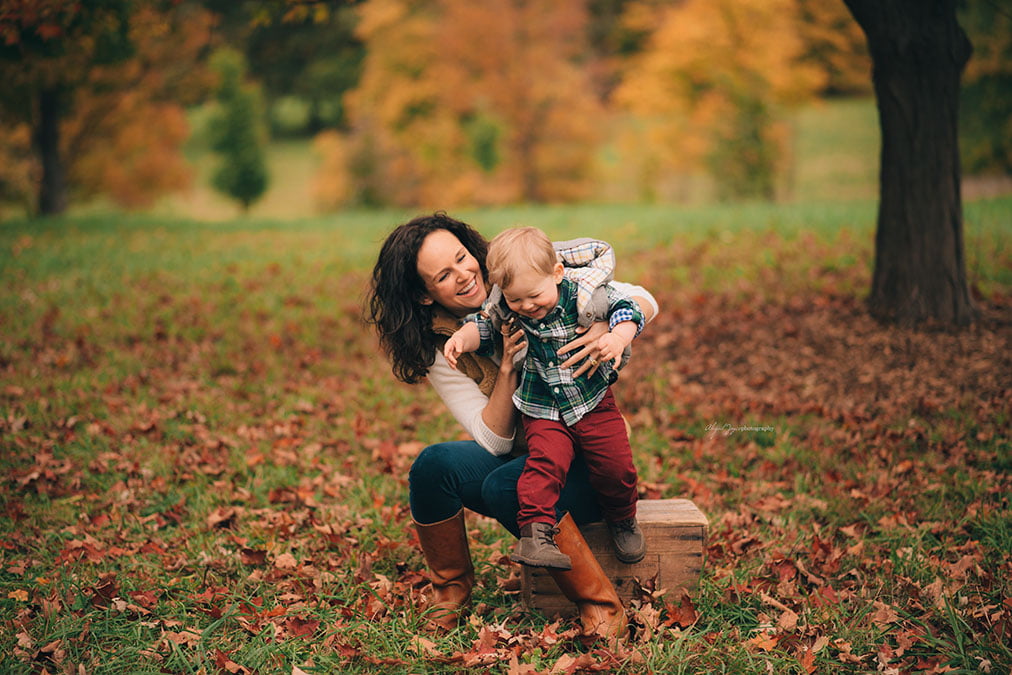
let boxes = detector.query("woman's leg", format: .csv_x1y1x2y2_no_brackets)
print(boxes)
409,440,512,524
409,441,510,630
481,454,603,538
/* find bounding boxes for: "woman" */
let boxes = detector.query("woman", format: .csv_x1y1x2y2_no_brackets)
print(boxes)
366,212,658,638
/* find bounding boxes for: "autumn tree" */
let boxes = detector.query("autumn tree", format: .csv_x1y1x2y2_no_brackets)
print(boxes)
615,0,822,201
795,0,871,96
843,0,976,326
207,49,269,213
327,0,603,208
0,0,213,215
65,5,214,209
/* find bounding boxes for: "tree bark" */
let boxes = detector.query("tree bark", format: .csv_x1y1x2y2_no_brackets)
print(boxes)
843,0,976,327
34,86,68,216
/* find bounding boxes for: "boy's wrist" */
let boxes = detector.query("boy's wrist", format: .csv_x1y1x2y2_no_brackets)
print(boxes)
609,321,637,346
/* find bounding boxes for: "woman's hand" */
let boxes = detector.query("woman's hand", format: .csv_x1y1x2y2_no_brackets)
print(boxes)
499,320,526,375
557,321,609,378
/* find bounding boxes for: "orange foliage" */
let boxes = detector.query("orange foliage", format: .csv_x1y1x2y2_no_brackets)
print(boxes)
0,0,97,88
337,0,603,208
67,94,192,209
60,5,215,208
2,3,216,210
796,0,872,96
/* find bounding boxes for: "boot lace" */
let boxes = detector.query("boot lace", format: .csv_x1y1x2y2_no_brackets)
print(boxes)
537,525,560,546
612,518,638,534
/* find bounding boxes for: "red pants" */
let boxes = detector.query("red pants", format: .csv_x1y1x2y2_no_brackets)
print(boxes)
517,389,638,529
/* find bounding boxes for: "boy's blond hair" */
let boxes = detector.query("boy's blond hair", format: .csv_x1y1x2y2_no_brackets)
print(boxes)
486,227,558,289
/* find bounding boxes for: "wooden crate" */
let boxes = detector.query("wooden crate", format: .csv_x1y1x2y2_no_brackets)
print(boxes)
521,499,707,616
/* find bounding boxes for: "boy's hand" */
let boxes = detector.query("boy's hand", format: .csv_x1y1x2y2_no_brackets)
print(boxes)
443,322,481,370
444,334,464,370
596,333,624,368
597,321,636,368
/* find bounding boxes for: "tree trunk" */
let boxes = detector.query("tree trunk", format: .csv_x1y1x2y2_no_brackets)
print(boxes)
34,86,68,216
843,0,976,327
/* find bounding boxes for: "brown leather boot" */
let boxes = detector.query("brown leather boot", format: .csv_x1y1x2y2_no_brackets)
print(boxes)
414,509,474,631
548,512,628,641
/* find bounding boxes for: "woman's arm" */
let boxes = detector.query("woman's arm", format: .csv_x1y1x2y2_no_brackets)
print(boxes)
612,281,658,323
426,326,526,456
479,325,525,438
428,353,515,455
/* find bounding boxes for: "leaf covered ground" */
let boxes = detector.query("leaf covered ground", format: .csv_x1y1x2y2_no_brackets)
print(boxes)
0,206,1010,674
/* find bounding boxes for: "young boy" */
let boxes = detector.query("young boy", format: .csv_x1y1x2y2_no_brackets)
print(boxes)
443,226,645,569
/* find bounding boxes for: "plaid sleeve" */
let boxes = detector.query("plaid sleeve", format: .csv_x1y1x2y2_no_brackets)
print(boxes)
557,238,616,321
554,238,616,278
465,313,498,356
606,288,645,336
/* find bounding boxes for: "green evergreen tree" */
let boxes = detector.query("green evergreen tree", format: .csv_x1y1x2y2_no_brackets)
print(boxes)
208,49,268,212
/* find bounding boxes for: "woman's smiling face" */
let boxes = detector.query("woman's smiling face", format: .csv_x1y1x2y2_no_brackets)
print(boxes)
416,229,487,316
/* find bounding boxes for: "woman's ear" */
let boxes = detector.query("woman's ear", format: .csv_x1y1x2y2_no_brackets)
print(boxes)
419,294,434,306
552,261,565,284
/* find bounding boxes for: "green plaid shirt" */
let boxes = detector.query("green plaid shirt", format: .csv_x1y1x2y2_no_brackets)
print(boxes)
471,277,643,426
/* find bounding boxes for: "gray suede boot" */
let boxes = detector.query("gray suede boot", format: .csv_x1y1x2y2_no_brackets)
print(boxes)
511,522,572,570
606,518,646,564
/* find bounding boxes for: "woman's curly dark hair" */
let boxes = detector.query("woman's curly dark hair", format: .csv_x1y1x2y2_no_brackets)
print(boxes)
366,212,489,384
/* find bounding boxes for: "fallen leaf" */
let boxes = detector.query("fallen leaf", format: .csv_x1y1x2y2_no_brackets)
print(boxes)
664,592,698,628
274,553,298,570
777,608,799,632
747,633,779,652
870,601,900,628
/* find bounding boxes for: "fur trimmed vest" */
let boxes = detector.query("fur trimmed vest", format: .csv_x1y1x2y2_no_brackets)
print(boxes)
430,306,500,398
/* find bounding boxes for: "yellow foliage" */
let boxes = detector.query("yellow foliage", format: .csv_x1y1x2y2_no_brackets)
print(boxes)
614,0,823,200
312,130,352,211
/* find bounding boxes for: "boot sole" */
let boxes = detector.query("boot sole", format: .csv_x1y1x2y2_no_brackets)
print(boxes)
614,550,645,564
510,552,572,570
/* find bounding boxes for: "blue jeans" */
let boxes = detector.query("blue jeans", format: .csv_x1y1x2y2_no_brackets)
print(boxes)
408,441,603,538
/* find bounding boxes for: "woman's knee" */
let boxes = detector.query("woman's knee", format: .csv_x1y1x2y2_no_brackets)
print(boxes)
480,457,524,538
409,442,459,489
480,456,523,504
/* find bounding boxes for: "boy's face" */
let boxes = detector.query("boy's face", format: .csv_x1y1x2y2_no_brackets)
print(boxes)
501,262,565,321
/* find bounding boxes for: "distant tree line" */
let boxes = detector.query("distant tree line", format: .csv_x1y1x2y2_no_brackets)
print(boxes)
1,0,1006,217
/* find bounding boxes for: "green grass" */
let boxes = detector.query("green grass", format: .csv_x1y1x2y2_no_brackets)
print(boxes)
793,98,880,202
1,199,1010,673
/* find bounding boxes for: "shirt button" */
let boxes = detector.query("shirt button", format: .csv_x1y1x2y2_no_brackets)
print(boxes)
548,361,554,367
553,387,560,393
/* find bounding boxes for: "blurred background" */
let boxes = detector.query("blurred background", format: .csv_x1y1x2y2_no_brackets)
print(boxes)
0,0,1009,221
